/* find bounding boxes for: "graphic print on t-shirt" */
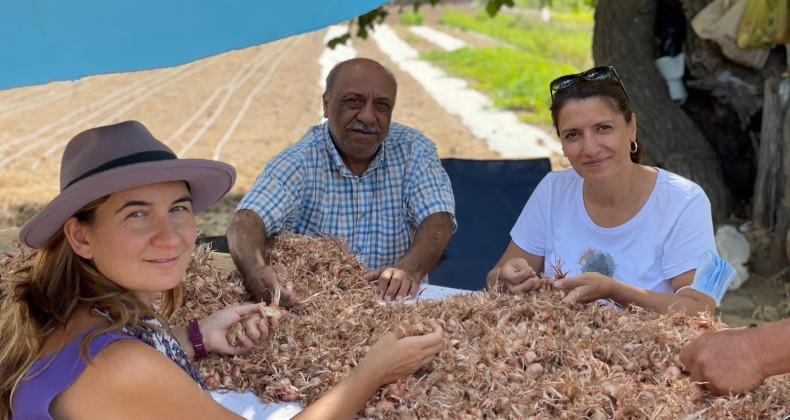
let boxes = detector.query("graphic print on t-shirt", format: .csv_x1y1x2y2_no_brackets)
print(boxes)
578,247,616,277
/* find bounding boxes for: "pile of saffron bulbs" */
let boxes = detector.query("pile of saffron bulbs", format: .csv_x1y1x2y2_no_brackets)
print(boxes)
3,234,788,418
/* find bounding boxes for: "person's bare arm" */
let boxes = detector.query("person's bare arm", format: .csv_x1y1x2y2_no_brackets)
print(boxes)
171,303,283,360
293,322,444,420
396,211,454,279
226,209,299,306
680,318,790,394
554,269,715,315
486,241,546,292
363,212,453,299
53,339,244,419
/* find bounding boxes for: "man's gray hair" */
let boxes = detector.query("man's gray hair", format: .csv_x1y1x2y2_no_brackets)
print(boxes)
324,58,398,98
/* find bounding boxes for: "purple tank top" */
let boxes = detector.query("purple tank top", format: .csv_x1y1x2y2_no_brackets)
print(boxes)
11,329,133,419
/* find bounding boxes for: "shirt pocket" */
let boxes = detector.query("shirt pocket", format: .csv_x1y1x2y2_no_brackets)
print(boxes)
379,210,405,235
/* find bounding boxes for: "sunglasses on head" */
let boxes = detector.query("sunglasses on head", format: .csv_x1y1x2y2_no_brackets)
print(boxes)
549,65,630,104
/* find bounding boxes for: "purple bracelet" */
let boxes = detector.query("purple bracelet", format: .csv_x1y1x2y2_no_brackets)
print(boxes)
187,319,208,360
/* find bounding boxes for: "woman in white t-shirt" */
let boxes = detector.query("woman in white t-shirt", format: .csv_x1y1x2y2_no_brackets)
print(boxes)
486,66,718,315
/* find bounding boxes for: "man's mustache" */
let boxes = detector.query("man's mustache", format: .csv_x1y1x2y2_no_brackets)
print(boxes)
346,120,381,134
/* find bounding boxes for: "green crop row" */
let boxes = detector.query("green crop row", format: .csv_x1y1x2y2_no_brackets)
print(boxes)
416,8,593,125
438,9,592,69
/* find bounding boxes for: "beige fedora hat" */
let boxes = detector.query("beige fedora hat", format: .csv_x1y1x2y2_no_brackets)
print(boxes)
18,121,236,248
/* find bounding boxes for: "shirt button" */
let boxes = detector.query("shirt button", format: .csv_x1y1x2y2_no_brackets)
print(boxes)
360,213,365,219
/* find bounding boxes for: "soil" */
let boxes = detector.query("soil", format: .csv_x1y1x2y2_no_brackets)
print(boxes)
0,3,786,328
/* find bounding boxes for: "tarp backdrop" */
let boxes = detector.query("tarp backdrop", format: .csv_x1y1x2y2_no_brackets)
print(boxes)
0,0,388,90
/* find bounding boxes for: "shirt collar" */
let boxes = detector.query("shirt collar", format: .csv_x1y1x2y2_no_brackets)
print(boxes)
322,122,387,178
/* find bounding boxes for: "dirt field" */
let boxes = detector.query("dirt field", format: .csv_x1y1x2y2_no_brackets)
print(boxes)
0,3,785,327
0,4,515,228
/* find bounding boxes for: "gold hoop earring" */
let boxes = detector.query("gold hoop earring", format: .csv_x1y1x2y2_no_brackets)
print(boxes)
630,141,638,153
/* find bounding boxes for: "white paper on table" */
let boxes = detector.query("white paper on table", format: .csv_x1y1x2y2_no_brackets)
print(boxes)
414,283,472,300
212,390,302,420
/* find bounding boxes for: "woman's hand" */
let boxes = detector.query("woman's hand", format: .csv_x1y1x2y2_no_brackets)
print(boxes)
201,303,285,355
291,321,445,420
360,321,444,386
496,258,549,294
553,272,615,304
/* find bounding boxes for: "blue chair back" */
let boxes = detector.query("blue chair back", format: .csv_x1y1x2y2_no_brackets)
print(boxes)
429,158,551,290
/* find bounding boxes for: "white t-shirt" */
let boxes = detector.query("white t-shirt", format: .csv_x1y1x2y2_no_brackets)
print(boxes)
511,168,716,294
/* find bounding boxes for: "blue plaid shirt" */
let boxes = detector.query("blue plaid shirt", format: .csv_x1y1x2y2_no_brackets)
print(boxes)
238,122,456,269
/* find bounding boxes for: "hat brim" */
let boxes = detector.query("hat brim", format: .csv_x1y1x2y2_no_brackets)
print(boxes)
18,159,235,249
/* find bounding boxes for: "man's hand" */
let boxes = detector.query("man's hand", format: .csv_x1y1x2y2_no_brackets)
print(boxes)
680,328,768,395
363,266,420,300
364,212,452,301
247,264,300,308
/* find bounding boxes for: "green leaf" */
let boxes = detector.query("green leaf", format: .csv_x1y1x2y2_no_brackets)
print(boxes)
327,33,351,49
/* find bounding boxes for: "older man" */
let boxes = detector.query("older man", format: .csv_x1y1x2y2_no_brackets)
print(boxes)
227,58,455,307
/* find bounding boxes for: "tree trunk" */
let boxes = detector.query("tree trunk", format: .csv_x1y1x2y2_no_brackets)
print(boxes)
752,75,790,272
753,76,787,230
779,98,790,264
593,0,732,223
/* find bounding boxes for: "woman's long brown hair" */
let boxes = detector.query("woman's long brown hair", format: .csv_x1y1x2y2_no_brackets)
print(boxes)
0,197,184,419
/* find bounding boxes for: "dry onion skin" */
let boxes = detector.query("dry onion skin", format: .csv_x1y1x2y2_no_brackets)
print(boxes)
3,235,790,418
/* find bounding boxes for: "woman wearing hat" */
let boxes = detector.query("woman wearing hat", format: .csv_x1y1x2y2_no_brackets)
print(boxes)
0,121,444,419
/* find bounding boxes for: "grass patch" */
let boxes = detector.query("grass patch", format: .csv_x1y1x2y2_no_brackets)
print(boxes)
403,34,423,45
421,8,593,124
512,0,596,13
438,10,592,69
399,11,425,26
421,7,594,125
422,47,577,123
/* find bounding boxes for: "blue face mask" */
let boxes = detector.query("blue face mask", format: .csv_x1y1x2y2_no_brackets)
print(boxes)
677,250,737,306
